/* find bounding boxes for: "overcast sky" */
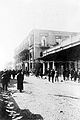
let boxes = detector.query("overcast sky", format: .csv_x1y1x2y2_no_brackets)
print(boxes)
0,0,80,69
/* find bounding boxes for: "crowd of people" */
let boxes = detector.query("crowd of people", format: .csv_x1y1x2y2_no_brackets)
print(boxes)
0,69,24,92
0,67,80,92
34,67,80,83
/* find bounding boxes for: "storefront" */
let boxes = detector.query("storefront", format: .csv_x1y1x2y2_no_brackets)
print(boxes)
41,39,80,76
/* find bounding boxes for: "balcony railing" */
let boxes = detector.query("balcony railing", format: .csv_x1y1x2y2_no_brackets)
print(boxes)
43,35,80,57
39,44,50,49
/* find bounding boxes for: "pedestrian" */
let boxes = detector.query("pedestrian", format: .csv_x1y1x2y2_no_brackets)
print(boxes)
47,68,51,82
7,70,11,84
1,70,9,91
65,69,70,80
12,69,16,79
17,69,24,92
74,70,78,82
78,71,80,83
0,70,3,83
70,68,74,81
51,69,55,83
55,70,59,82
39,67,43,78
63,69,66,81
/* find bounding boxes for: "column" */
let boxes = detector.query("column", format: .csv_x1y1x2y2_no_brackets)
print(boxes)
47,62,49,69
52,61,55,69
61,65,64,81
43,62,45,75
25,62,28,71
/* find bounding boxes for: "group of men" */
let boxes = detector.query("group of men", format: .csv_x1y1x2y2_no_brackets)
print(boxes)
1,67,80,92
1,70,11,91
47,68,58,83
47,68,80,83
1,69,24,92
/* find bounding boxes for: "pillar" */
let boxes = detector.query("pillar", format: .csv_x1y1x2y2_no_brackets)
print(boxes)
43,62,45,75
25,62,28,71
47,62,49,69
52,61,55,69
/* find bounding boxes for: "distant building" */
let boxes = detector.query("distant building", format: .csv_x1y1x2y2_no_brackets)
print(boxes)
14,29,79,74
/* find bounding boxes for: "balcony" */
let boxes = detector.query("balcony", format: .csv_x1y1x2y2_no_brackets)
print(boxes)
39,44,50,50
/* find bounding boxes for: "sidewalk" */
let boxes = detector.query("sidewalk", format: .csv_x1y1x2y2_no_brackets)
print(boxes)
8,75,80,120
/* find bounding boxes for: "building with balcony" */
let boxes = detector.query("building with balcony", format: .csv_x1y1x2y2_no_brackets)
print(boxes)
41,34,80,76
14,29,79,74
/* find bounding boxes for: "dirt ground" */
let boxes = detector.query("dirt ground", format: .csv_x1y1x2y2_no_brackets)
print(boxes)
0,80,43,120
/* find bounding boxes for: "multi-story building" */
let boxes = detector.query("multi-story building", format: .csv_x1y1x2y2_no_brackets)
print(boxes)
14,38,29,70
14,29,79,74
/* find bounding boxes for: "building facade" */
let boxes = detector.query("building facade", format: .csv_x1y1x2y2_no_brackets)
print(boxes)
41,34,80,76
14,29,79,75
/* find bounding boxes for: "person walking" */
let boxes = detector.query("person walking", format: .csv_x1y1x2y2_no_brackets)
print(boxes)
51,69,55,83
17,70,24,92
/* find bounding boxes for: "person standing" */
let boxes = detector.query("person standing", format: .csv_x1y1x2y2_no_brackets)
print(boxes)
71,69,74,81
17,70,24,92
47,68,51,82
65,69,70,81
74,70,78,82
51,69,55,83
78,71,80,83
1,70,9,91
12,69,16,79
55,70,59,82
63,69,66,81
39,67,43,78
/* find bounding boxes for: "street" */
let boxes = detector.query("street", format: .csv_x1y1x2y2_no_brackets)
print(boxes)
8,75,80,120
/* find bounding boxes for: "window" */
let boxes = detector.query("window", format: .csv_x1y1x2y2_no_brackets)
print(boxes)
40,51,43,57
55,36,61,44
41,36,46,46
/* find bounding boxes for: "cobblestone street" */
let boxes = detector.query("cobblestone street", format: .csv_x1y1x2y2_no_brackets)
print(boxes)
8,76,80,120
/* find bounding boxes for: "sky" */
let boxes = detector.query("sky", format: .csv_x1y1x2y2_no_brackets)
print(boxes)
0,0,80,70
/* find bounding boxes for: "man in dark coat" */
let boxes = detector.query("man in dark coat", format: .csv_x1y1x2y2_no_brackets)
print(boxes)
39,67,43,78
65,69,70,81
1,70,9,91
51,69,55,83
47,68,51,82
17,70,24,92
71,69,74,81
55,70,59,82
74,70,78,82
63,69,66,81
12,69,16,79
